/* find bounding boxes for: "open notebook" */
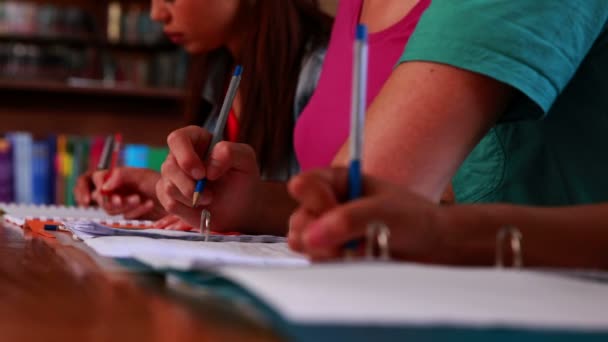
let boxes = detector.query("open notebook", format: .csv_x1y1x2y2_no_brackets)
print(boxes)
213,263,608,332
0,203,299,267
0,203,155,227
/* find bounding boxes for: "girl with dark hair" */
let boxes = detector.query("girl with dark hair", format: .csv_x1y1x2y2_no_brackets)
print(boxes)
156,0,431,233
74,0,332,227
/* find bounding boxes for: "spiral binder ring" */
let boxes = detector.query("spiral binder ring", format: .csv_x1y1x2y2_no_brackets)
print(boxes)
365,222,391,261
495,225,523,268
200,209,211,242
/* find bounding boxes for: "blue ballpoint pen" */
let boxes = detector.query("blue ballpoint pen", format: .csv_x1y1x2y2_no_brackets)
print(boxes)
344,24,369,251
192,65,243,207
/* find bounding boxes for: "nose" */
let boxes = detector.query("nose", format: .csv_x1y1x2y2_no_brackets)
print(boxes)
150,0,170,23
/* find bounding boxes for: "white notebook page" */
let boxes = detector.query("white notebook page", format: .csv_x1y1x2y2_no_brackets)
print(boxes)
85,236,309,268
218,263,608,330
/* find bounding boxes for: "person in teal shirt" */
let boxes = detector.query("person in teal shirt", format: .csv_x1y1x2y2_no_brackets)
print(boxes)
285,0,608,265
401,0,608,205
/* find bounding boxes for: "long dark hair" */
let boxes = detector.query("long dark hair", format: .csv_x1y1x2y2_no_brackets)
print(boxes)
184,0,332,176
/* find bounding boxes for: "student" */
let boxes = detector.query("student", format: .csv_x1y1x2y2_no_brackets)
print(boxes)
156,0,431,233
286,168,608,270
158,0,608,234
284,0,608,266
73,0,332,225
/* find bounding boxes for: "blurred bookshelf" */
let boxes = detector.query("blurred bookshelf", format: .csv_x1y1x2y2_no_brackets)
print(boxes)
0,0,190,146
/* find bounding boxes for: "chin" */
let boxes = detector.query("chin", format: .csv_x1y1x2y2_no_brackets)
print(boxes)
184,44,211,55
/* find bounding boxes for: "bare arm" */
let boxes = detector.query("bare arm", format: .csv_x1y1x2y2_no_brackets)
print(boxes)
332,61,515,202
440,203,608,269
288,169,608,269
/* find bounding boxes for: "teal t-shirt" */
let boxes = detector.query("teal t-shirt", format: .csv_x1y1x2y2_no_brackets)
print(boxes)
400,0,608,205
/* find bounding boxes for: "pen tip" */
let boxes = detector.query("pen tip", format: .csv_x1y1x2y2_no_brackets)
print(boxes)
192,192,200,208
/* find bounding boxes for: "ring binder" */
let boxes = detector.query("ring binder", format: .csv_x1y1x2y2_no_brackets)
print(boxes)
366,222,391,261
495,225,523,268
200,209,211,242
344,222,391,261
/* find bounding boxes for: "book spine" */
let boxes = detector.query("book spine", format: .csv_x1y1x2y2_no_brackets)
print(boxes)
0,139,14,202
32,141,50,205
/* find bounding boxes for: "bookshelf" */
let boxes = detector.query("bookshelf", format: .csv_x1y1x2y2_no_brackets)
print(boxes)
0,0,190,146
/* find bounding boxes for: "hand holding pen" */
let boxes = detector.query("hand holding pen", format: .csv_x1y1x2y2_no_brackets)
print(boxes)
157,65,271,233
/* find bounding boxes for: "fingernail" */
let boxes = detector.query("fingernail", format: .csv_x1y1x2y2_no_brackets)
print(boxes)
191,168,205,180
111,196,121,207
127,196,140,205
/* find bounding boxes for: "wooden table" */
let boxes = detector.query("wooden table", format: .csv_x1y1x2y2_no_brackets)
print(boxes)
0,223,283,342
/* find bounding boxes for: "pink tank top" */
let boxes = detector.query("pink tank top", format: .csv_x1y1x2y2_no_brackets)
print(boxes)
294,0,430,170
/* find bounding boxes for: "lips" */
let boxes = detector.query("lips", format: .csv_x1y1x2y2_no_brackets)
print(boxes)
165,32,185,44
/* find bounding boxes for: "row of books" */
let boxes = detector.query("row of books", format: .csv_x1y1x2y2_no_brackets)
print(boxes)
0,132,169,206
0,1,165,45
106,2,165,45
0,1,94,37
0,42,188,88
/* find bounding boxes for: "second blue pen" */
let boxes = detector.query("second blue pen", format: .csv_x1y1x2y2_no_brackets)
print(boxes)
192,65,243,207
344,24,369,251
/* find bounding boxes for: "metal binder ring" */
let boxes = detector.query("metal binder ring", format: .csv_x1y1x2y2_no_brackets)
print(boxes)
200,209,211,242
495,225,523,268
365,222,391,261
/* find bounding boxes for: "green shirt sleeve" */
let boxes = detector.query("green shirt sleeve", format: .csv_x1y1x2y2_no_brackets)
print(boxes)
400,0,608,117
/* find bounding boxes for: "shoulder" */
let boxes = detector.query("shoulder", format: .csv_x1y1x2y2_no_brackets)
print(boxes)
402,0,608,113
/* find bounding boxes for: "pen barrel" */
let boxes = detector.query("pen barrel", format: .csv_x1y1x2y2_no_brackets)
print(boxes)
207,69,243,158
348,159,362,200
349,27,368,163
97,135,115,170
194,179,207,193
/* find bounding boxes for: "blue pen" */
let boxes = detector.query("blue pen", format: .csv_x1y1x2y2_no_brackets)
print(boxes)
345,24,369,250
192,65,243,207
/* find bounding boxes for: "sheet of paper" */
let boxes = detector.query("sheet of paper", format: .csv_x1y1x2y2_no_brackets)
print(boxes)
85,236,309,268
0,203,153,227
65,221,286,243
217,263,608,331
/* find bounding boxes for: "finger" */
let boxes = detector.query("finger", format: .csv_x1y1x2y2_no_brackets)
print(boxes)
293,168,397,203
160,154,197,206
156,178,203,228
302,197,392,252
99,167,140,193
205,142,259,180
74,174,94,206
91,188,106,209
100,194,127,216
287,209,318,253
167,220,195,231
91,170,110,189
166,126,212,180
288,172,340,214
154,214,181,228
122,199,155,220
